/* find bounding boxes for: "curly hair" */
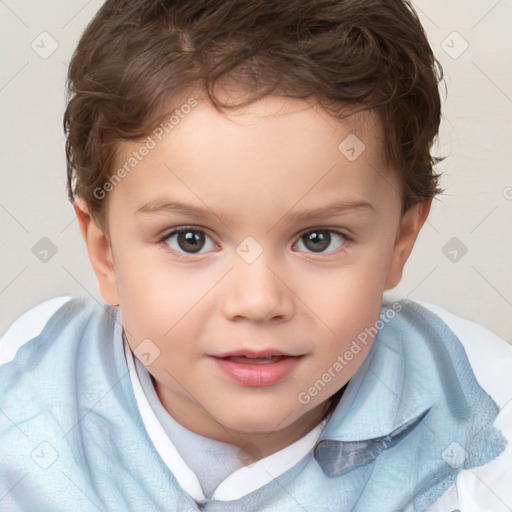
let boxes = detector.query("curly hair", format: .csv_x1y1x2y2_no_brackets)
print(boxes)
64,0,444,228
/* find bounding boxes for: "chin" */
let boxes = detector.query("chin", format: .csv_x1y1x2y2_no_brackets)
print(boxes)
219,406,300,434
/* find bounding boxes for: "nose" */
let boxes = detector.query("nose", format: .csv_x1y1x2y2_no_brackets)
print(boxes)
221,255,295,323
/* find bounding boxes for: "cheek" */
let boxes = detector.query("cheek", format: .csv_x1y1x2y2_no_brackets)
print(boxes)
114,253,220,352
294,255,389,382
112,248,180,336
307,275,383,393
303,258,387,324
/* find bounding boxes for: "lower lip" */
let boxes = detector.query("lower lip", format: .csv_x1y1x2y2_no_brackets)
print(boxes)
210,356,302,386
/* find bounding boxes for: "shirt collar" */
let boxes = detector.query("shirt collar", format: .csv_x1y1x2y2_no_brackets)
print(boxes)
314,304,434,478
313,298,505,489
319,331,431,444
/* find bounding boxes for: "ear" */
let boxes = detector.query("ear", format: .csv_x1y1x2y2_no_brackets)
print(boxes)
74,198,120,306
384,199,432,290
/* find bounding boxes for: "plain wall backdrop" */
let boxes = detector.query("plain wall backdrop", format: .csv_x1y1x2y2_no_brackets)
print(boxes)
0,0,511,343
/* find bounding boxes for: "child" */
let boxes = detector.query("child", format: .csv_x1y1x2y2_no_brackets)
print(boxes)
1,0,511,510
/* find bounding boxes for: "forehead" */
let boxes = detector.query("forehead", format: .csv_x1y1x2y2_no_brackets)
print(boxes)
156,90,383,156
109,92,399,224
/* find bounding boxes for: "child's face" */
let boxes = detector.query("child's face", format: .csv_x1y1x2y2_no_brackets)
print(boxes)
77,91,428,451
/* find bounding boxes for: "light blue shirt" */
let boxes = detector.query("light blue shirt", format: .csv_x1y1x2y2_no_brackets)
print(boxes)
0,297,506,511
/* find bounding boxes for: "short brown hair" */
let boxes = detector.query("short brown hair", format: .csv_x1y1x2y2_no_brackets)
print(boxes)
64,0,444,228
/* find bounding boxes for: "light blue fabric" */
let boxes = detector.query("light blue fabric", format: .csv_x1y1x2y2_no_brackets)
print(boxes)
0,297,506,511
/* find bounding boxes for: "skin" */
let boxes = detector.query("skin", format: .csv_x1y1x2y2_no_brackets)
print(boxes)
75,90,430,463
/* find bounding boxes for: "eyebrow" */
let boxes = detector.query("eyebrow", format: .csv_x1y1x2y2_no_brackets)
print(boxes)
278,200,374,225
136,199,232,227
135,198,374,227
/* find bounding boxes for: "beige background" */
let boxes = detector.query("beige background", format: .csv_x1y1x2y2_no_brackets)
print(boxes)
0,0,511,342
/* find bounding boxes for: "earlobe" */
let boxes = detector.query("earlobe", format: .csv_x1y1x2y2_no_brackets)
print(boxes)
74,199,120,306
384,199,432,290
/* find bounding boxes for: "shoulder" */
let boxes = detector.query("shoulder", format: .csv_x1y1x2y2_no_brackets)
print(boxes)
0,296,73,366
0,297,126,508
0,296,109,367
412,298,512,408
0,295,119,429
397,297,512,512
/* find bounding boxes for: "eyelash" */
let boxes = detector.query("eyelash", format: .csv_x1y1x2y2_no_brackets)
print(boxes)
157,226,352,258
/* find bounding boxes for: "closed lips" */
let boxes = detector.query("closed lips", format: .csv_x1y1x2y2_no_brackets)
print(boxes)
211,351,304,386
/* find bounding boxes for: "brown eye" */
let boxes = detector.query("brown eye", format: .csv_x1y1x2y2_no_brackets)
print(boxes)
294,229,346,254
164,228,216,254
177,230,205,253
